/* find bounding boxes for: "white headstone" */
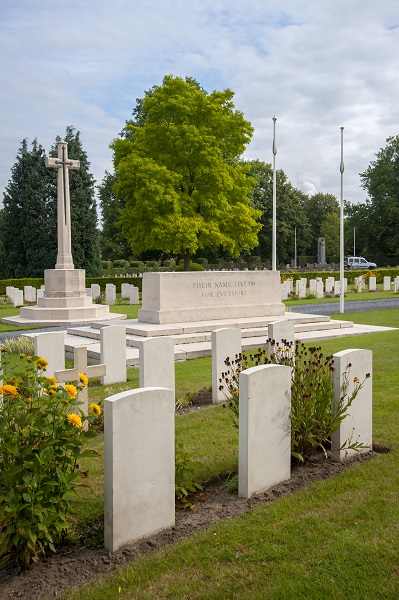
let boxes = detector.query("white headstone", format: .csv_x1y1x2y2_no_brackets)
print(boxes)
36,289,44,300
129,285,139,305
13,289,23,307
297,280,307,298
334,281,341,296
104,387,175,552
100,326,127,385
368,276,377,291
91,283,101,299
34,331,65,378
280,282,289,301
383,276,391,291
6,286,15,301
24,286,36,303
331,349,372,461
309,279,317,293
211,328,241,404
325,277,334,294
121,283,130,298
55,346,106,418
315,280,324,298
238,364,291,498
268,320,294,356
139,336,175,397
105,283,116,306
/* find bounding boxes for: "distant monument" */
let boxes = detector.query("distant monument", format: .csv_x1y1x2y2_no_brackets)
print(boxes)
317,237,326,264
3,140,125,326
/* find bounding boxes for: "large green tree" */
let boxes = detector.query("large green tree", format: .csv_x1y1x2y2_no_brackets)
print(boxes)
359,135,399,255
111,75,261,270
98,171,132,261
50,126,102,276
1,138,56,277
320,211,340,257
303,193,339,255
246,160,311,266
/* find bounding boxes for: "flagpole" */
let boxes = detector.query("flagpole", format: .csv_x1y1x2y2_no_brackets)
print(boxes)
340,127,345,314
272,116,277,271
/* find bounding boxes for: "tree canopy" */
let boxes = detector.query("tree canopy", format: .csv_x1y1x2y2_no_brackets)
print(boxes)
111,75,261,269
302,193,339,255
246,160,312,266
358,135,399,256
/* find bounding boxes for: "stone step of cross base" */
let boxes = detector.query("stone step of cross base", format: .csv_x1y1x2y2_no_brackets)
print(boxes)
27,316,396,367
61,314,361,365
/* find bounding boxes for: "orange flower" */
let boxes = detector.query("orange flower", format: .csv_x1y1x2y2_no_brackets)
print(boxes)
78,373,89,387
89,403,101,417
67,413,82,428
0,384,19,397
65,384,78,399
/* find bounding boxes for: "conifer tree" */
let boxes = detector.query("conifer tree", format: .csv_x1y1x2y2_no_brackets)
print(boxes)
1,139,56,277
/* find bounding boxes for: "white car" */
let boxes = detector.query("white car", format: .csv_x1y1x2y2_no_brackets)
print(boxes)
346,256,377,270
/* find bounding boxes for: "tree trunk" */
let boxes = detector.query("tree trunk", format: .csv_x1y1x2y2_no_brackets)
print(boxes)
183,249,191,271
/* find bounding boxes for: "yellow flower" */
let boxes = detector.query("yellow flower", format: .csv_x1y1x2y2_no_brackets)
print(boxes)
89,403,101,417
65,384,78,399
35,356,49,370
26,397,33,403
67,413,82,428
49,389,56,396
353,377,360,383
46,376,57,386
0,384,19,397
20,353,25,358
78,373,89,387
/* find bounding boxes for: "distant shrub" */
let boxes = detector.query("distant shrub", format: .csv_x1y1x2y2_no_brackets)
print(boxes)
176,262,205,271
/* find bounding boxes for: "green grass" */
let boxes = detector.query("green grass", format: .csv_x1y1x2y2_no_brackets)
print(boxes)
58,311,399,599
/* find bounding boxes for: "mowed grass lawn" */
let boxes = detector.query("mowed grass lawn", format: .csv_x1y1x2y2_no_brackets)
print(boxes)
56,309,399,600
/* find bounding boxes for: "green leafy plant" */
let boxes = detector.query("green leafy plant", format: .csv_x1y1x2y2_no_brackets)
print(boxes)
2,335,35,355
0,352,100,570
220,343,369,462
175,442,204,510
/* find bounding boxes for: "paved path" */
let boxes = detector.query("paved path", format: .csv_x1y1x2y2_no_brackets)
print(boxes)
291,297,399,316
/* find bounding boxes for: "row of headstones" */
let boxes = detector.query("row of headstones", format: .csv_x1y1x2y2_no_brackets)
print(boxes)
281,277,348,300
104,338,373,552
281,275,399,300
5,283,140,307
89,283,139,305
6,285,45,306
35,322,372,552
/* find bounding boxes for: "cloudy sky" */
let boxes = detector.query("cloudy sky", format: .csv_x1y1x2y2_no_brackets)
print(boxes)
1,0,398,210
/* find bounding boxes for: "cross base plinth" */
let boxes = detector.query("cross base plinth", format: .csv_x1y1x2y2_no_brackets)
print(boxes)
8,268,127,325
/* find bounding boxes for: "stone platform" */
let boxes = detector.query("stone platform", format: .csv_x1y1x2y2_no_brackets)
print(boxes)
25,312,396,367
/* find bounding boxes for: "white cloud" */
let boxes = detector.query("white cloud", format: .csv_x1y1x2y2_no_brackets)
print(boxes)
1,0,398,209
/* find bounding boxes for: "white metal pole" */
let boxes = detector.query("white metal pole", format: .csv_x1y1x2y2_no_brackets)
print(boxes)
272,116,277,271
294,227,297,269
340,127,345,314
354,226,356,256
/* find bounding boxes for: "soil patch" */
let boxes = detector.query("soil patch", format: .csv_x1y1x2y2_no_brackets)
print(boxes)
0,448,383,600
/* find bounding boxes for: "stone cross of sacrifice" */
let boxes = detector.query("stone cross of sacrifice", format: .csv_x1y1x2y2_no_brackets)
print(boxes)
46,140,80,270
55,346,106,425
